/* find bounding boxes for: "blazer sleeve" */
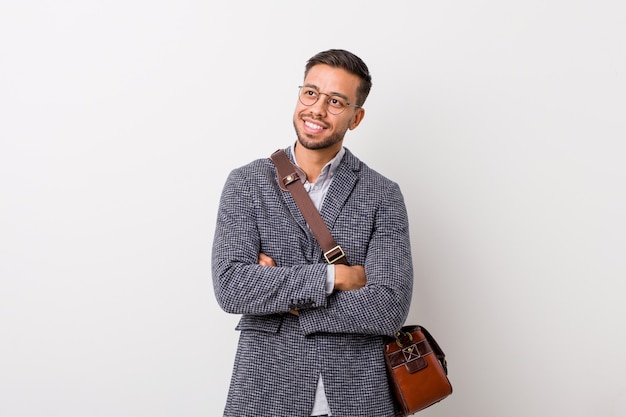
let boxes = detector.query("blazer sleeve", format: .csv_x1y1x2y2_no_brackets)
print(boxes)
212,165,329,316
298,181,414,337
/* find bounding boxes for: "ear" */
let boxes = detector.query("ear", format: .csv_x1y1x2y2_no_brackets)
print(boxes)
348,108,365,130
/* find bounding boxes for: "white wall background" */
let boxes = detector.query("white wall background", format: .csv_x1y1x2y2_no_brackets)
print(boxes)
1,1,625,416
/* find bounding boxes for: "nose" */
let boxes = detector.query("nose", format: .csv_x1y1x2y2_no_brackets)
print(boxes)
309,93,329,116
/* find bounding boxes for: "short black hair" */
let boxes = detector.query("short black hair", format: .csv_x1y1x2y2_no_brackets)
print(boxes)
305,49,372,107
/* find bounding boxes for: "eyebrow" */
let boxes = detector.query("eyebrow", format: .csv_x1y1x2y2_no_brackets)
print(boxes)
303,83,350,101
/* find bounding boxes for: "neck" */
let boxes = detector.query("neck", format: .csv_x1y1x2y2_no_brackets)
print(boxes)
293,142,341,184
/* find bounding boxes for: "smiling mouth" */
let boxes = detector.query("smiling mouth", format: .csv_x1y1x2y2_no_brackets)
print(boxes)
304,120,325,132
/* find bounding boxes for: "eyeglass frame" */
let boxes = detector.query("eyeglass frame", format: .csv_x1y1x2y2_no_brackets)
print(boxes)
297,85,362,115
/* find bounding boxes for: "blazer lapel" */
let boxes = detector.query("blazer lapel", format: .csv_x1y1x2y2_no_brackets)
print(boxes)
320,149,360,233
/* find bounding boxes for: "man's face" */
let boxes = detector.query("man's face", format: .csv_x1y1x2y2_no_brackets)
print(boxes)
293,64,364,151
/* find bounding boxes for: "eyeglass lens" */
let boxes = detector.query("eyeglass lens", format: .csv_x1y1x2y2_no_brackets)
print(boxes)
298,87,349,115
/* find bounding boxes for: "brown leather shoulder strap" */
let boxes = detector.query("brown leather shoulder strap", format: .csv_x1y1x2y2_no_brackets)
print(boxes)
270,149,348,265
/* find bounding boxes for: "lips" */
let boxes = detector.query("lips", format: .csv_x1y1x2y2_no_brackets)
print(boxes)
304,119,325,133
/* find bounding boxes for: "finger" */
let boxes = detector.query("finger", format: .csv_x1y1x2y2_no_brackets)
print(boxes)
258,253,276,266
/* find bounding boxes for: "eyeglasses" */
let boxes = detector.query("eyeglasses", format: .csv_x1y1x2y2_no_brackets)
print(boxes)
298,86,361,115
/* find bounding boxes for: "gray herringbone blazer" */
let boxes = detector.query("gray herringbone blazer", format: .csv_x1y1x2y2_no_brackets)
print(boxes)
212,147,413,417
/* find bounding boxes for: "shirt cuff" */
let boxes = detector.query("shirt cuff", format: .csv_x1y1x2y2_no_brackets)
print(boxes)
325,265,335,295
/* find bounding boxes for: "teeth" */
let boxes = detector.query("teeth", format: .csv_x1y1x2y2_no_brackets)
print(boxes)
305,121,323,131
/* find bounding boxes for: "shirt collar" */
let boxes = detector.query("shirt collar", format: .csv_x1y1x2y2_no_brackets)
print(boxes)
289,143,346,183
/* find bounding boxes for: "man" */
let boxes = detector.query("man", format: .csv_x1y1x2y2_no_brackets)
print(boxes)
212,49,413,417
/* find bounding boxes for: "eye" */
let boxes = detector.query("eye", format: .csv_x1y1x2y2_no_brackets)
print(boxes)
304,88,318,97
328,96,346,108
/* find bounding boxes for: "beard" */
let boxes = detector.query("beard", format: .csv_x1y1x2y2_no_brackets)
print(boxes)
293,120,347,151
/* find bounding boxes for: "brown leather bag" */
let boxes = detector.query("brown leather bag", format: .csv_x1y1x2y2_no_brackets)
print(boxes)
384,325,453,415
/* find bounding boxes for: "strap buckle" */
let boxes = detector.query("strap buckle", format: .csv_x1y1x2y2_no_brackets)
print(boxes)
324,245,345,264
282,172,301,186
395,330,414,348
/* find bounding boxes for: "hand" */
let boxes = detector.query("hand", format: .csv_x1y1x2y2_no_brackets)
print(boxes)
258,253,276,267
333,264,367,291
